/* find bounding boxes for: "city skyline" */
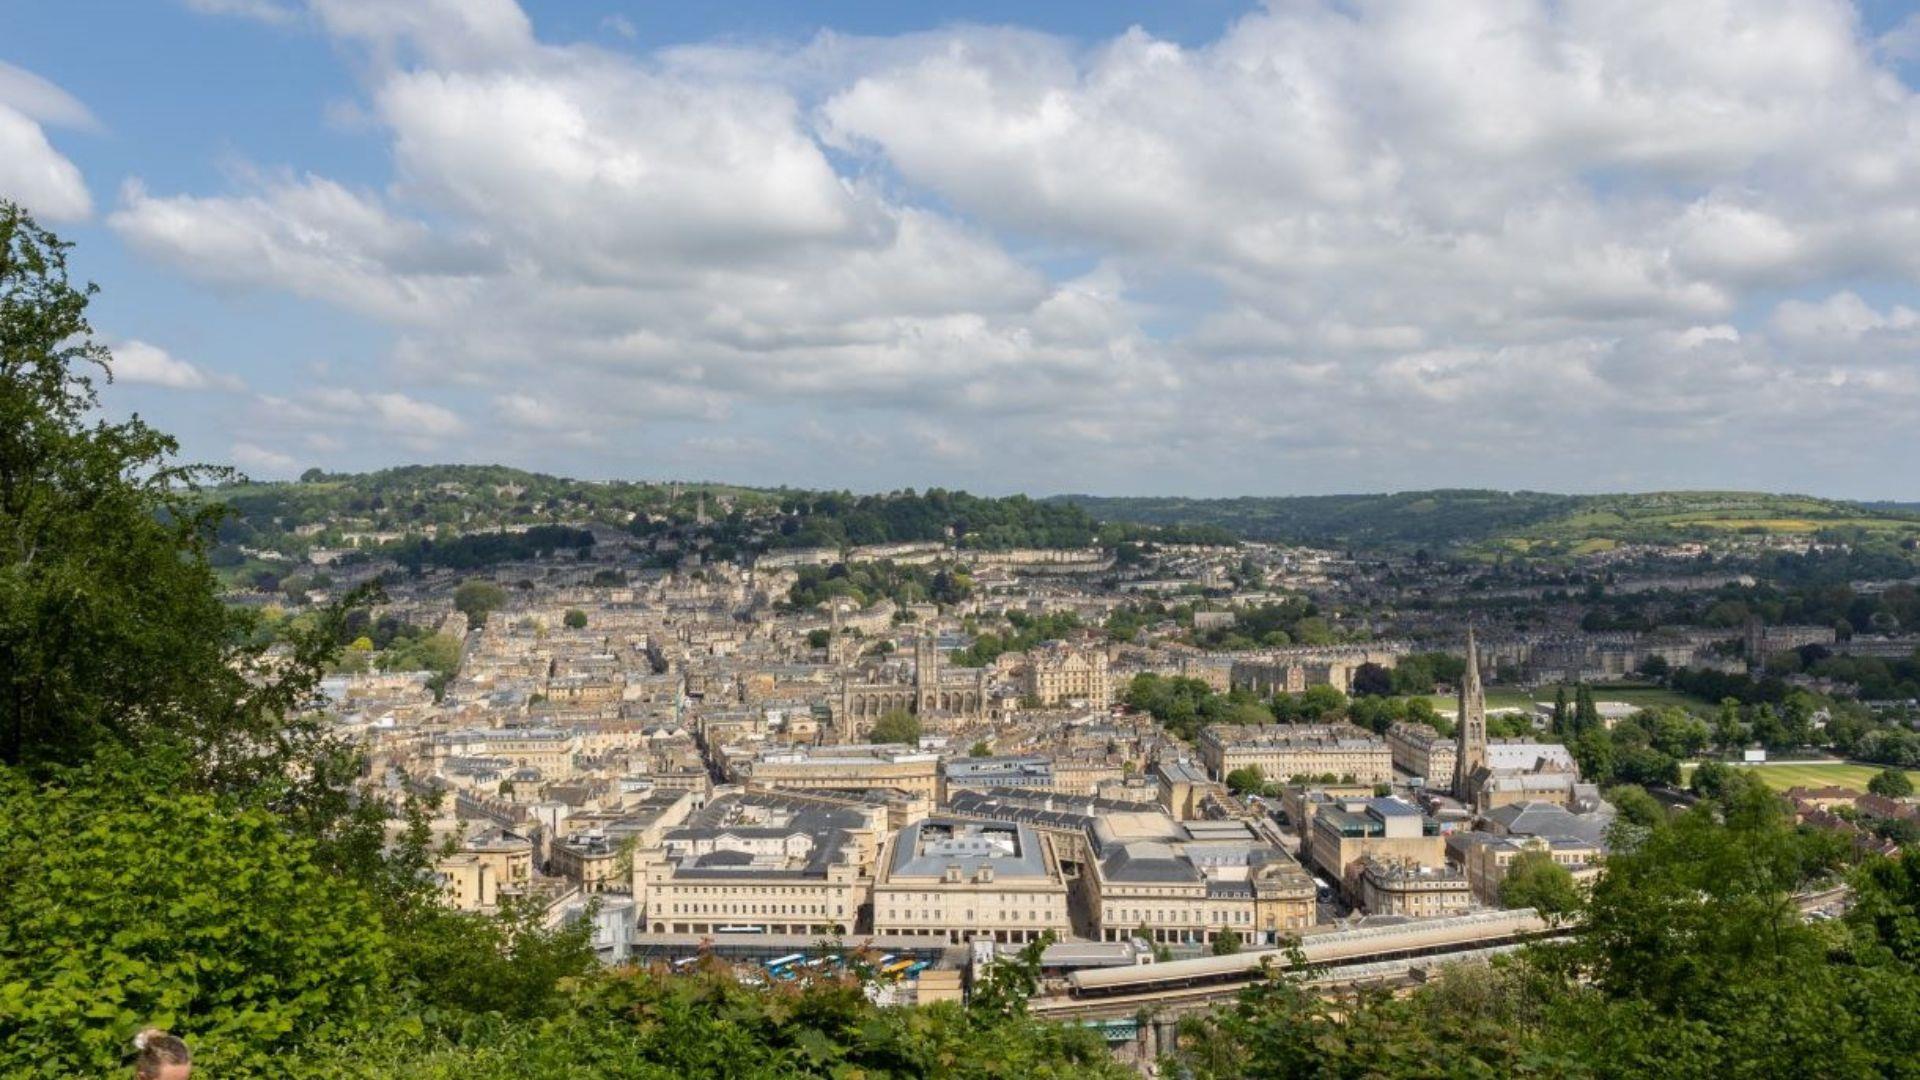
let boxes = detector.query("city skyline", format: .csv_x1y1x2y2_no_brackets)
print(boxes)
7,0,1920,498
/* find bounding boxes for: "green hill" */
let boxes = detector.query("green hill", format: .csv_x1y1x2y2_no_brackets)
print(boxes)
1049,489,1920,556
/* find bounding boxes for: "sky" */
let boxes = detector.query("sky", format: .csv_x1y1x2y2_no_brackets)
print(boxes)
6,0,1920,499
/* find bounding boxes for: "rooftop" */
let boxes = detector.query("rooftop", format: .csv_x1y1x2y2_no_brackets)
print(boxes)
887,819,1051,880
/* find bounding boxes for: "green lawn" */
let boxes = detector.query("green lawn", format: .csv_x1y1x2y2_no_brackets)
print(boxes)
1423,685,1709,713
1678,761,1920,794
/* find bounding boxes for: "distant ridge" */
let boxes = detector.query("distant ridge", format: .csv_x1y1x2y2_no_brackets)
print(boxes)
213,467,1920,557
1046,489,1920,555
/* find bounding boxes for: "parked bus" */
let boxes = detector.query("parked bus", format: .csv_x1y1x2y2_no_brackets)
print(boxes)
765,953,806,972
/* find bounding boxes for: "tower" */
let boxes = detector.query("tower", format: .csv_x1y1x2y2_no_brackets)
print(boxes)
914,634,941,715
1452,629,1488,805
828,601,844,666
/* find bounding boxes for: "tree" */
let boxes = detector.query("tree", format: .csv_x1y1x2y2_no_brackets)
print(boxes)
1226,765,1267,796
1574,683,1600,736
1350,662,1393,697
1500,850,1582,917
453,579,507,630
563,608,588,630
1868,767,1915,798
1606,784,1667,828
1211,928,1243,955
806,628,831,649
970,932,1053,1018
970,740,992,757
1551,686,1569,735
868,709,921,745
0,759,391,1076
0,201,359,795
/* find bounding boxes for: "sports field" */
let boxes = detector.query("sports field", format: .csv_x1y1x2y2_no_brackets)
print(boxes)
1680,761,1920,793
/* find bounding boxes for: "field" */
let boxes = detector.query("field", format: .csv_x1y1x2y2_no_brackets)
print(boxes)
1679,761,1920,793
1423,685,1709,714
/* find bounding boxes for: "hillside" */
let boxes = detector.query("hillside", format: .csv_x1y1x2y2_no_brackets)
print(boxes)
1050,489,1920,555
206,465,1233,565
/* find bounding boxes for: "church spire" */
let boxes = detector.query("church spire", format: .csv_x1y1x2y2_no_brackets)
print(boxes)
1452,628,1488,804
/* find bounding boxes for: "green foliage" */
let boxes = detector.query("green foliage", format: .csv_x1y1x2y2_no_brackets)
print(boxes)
1499,851,1583,917
1210,929,1243,956
1056,489,1583,551
1604,784,1667,828
1123,673,1270,742
298,966,1128,1079
1273,684,1347,723
770,490,1105,551
1173,777,1920,1079
563,608,588,630
969,934,1053,1019
389,896,597,1022
379,632,463,677
969,740,992,757
454,579,508,630
1059,490,1920,557
0,205,1142,1080
1225,765,1267,796
390,526,594,573
949,610,1080,668
1868,767,1915,798
868,710,922,746
786,560,972,611
1344,695,1442,735
0,758,392,1077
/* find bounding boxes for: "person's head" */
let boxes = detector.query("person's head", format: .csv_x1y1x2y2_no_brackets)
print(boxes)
133,1029,191,1080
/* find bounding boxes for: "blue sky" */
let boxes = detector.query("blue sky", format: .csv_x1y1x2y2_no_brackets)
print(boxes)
5,1,1920,497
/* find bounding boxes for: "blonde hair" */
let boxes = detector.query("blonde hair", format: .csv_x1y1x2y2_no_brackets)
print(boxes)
132,1029,191,1078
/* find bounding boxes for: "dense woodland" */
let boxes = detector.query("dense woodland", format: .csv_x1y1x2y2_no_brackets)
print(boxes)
8,204,1920,1076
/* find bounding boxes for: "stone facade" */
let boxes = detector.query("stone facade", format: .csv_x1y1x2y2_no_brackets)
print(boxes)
1022,641,1112,708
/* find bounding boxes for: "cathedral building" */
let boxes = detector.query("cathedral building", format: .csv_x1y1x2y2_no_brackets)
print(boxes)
836,634,991,740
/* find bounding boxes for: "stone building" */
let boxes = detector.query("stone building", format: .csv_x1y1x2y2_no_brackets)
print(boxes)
872,819,1071,944
1745,619,1837,666
1021,641,1112,708
1355,856,1475,917
1229,645,1406,695
1450,832,1603,907
737,744,944,803
1452,630,1488,802
635,791,886,936
1196,723,1393,785
1084,816,1316,946
836,635,990,737
1306,796,1446,896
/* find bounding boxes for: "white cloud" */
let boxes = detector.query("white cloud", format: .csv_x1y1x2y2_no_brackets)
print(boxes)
251,387,467,456
1770,292,1920,343
183,0,302,25
230,441,300,475
0,61,99,130
1879,13,1920,62
102,0,1920,493
110,339,244,391
0,63,92,222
